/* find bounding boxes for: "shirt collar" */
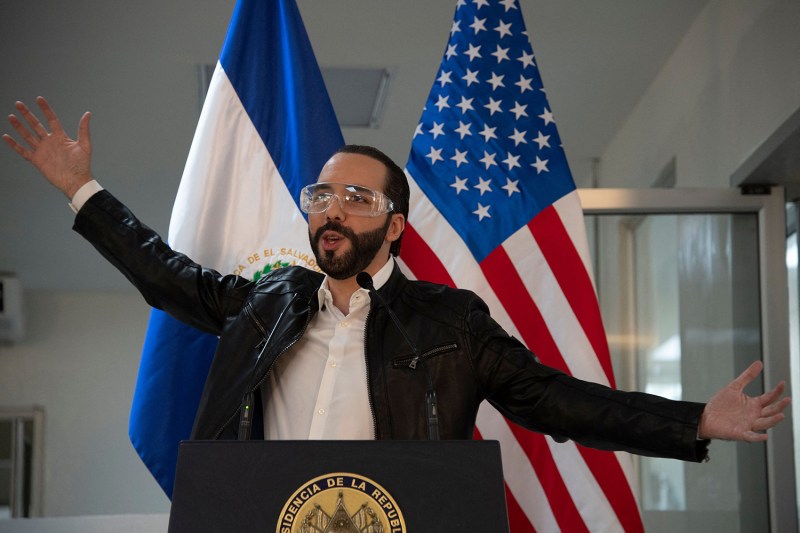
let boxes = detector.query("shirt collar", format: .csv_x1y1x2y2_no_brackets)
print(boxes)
317,257,395,310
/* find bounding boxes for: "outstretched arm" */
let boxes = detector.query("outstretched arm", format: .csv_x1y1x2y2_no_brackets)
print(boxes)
698,360,790,442
3,96,93,199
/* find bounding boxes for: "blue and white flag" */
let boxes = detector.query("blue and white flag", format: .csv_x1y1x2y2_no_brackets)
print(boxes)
129,0,343,497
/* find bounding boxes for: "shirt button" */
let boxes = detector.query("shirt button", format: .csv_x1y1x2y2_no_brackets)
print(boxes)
317,408,326,415
330,360,337,368
340,320,349,328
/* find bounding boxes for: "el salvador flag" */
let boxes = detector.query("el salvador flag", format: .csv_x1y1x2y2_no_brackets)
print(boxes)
129,0,344,497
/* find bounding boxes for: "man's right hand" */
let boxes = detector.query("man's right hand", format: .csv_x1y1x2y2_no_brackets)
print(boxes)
3,96,93,200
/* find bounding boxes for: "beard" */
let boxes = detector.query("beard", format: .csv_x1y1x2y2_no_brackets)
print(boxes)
309,218,392,280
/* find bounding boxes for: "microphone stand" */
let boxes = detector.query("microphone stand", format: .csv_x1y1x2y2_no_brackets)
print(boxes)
357,271,440,440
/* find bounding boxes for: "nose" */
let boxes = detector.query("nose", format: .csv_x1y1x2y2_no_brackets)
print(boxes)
324,194,347,221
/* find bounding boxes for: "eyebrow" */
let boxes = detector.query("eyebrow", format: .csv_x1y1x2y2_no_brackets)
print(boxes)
313,183,370,192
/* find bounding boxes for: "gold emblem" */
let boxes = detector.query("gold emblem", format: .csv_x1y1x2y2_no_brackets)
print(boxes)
277,473,406,533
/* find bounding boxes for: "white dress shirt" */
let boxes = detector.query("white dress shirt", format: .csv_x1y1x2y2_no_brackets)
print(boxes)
261,258,394,440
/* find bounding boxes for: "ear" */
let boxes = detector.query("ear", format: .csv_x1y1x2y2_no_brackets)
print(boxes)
386,213,405,243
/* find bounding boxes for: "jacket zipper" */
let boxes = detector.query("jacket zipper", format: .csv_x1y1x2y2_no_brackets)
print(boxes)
363,306,378,439
392,343,458,369
212,295,311,440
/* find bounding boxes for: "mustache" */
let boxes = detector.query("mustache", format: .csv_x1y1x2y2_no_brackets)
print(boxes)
312,220,357,242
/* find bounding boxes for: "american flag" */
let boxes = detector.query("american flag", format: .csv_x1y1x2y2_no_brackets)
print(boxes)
400,0,644,531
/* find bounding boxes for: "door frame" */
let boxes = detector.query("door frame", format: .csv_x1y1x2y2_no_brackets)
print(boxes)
578,186,795,533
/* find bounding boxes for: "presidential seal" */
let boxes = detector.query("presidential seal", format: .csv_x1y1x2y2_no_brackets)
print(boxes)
232,246,322,279
277,473,406,533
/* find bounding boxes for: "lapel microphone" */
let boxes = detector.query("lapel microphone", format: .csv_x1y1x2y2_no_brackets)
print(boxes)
356,271,440,440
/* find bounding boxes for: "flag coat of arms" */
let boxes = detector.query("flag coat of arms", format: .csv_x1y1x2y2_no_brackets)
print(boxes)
129,0,343,498
399,1,644,531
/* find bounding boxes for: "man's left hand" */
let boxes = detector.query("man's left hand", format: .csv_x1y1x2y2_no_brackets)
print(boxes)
698,360,790,442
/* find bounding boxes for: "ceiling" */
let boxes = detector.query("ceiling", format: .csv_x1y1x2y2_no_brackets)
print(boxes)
0,0,709,290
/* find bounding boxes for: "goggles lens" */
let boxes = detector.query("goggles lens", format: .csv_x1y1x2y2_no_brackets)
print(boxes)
300,183,395,217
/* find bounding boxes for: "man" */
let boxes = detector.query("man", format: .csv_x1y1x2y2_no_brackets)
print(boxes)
3,97,790,458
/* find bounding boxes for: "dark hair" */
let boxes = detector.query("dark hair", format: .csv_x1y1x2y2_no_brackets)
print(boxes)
334,144,410,256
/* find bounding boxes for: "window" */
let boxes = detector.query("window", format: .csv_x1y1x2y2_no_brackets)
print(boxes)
0,407,43,518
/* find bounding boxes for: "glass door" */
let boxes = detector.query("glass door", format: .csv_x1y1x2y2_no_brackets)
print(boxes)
579,187,795,533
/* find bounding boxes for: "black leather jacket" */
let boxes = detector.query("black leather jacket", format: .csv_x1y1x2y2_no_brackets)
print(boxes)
74,190,709,461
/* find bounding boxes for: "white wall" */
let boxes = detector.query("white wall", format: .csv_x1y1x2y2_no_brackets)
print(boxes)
0,291,169,516
599,0,800,188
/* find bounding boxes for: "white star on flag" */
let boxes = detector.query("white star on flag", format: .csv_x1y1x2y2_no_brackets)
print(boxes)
446,44,459,59
539,107,555,125
484,97,503,115
479,124,497,141
495,20,513,38
451,148,469,167
533,130,550,149
487,72,505,90
465,43,482,61
473,202,491,220
456,96,475,113
518,50,535,68
463,68,480,86
502,152,521,170
426,146,443,165
532,155,549,173
474,176,493,195
450,175,469,194
508,128,527,146
515,74,533,93
479,150,498,169
501,177,520,196
499,0,518,11
510,101,528,119
437,70,453,87
491,44,510,62
470,16,487,33
455,121,473,139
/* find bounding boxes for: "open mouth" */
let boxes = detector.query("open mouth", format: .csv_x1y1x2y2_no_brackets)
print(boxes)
321,231,346,251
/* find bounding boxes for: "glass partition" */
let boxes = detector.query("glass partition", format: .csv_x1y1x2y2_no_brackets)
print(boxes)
590,212,768,532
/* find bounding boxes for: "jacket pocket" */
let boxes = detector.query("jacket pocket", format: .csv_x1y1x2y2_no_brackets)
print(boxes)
391,343,459,369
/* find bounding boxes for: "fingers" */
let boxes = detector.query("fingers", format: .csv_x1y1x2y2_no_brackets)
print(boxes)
731,360,763,391
3,131,31,158
752,412,786,432
7,112,41,150
15,100,49,138
77,111,92,151
761,395,791,418
759,381,786,407
36,96,65,135
742,430,769,443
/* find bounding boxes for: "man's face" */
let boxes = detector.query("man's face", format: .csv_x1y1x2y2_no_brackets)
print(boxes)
307,153,404,280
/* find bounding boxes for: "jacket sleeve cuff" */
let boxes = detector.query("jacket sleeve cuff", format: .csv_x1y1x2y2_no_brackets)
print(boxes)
69,180,105,214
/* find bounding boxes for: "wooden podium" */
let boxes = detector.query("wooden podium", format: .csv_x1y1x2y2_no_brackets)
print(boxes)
168,440,509,531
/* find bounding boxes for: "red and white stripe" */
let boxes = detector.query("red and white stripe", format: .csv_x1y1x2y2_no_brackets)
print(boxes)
399,174,643,533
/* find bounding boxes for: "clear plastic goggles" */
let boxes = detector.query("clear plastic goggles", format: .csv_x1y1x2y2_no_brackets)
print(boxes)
300,182,395,217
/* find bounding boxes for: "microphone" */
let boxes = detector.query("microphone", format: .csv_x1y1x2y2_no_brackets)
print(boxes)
357,271,440,440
